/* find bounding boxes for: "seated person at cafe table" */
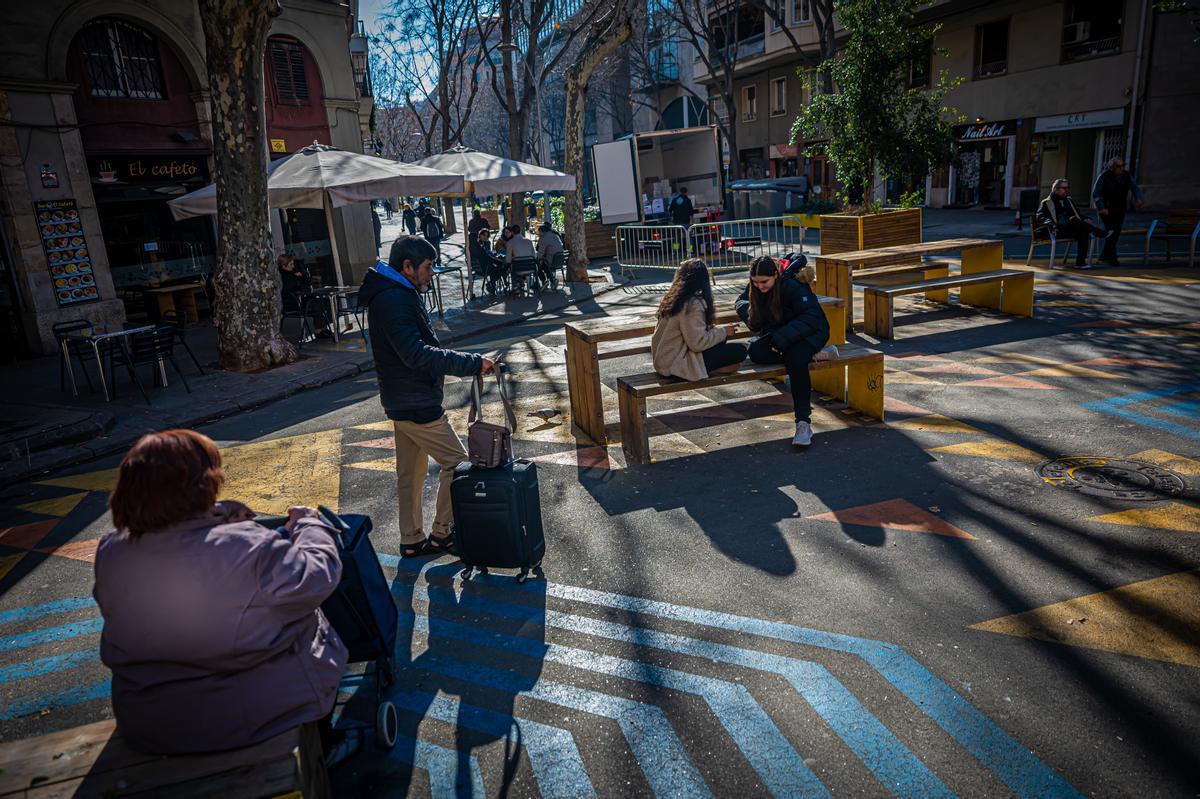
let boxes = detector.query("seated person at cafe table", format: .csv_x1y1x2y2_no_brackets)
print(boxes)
278,253,332,339
536,223,565,284
469,228,506,298
503,224,537,290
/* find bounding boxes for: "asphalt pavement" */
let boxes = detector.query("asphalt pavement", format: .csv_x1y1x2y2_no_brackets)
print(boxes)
1,260,1198,797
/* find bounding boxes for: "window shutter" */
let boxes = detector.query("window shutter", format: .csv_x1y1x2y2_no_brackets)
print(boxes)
270,42,309,103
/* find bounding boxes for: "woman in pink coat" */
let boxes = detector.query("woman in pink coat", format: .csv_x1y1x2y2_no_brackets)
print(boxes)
93,429,354,762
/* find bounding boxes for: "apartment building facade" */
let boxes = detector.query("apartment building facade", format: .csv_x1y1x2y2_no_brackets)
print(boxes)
692,0,1198,210
0,0,375,357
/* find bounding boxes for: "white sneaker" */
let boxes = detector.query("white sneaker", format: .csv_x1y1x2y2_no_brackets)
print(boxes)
792,421,813,447
814,344,839,362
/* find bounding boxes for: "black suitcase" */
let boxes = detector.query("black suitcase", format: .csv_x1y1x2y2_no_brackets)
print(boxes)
450,458,546,581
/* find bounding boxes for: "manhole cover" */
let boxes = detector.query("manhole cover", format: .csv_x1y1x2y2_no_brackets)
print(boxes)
1038,456,1186,501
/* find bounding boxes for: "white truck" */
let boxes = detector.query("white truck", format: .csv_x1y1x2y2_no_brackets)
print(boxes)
590,126,724,225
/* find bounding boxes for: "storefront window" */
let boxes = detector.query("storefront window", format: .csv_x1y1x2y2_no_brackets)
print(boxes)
78,20,165,99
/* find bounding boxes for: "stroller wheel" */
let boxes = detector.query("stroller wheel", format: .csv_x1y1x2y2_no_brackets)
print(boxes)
376,701,399,750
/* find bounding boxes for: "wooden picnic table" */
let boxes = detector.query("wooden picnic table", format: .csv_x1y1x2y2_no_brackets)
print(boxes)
564,296,847,444
813,237,1004,333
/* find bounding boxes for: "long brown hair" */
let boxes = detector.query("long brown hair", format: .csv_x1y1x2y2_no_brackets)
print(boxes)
109,429,225,538
657,258,715,325
747,256,784,330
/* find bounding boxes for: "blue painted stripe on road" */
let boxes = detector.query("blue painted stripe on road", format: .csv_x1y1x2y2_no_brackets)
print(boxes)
1083,380,1200,441
1160,399,1200,421
393,690,596,799
0,618,102,654
406,647,713,799
0,678,110,721
0,648,94,684
0,596,95,627
387,735,486,798
408,579,946,798
387,558,1079,799
408,604,829,798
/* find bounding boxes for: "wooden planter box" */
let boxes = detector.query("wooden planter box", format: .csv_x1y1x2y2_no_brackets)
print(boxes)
819,207,922,254
584,221,617,258
479,209,500,229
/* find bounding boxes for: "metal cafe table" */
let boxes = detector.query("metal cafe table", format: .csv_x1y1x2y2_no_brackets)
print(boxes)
307,286,360,343
60,324,155,401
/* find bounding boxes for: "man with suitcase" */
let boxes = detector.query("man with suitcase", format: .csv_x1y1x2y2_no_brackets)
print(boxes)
358,236,495,557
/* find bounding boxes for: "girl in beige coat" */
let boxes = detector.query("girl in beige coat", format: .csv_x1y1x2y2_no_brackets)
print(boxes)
651,259,747,380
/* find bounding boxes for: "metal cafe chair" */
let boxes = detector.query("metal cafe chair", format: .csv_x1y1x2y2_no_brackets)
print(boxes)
280,291,317,348
51,320,99,394
509,256,538,296
160,309,205,375
107,326,192,402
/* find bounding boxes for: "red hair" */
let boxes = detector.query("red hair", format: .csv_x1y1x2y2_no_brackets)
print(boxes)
109,429,224,537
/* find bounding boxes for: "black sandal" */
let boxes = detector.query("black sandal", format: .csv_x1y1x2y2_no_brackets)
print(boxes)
401,538,436,558
427,533,457,556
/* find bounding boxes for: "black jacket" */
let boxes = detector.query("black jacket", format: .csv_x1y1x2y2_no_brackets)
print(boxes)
421,215,444,242
358,268,481,421
670,194,694,225
735,273,830,353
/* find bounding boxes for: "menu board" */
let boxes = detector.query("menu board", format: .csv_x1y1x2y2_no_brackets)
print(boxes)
35,199,99,306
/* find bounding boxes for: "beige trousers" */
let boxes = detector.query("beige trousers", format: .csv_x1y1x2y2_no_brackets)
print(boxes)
392,416,467,544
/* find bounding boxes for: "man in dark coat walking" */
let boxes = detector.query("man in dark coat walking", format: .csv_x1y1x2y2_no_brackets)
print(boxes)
358,236,494,557
669,186,694,227
1091,157,1143,266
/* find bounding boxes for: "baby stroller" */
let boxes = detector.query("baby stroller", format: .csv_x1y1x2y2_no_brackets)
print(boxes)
259,506,399,751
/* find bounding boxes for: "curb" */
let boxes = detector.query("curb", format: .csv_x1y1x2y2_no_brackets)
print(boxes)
0,278,628,488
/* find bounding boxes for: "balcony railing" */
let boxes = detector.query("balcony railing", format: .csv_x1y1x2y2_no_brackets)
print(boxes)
709,32,765,62
1062,35,1121,62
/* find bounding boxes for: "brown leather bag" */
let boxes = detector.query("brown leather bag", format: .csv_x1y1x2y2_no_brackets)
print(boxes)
467,369,516,469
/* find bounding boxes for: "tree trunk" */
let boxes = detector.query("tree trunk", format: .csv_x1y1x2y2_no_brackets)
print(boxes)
198,0,294,371
563,9,635,282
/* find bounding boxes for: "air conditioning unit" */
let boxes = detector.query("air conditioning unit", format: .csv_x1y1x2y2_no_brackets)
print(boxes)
1063,21,1091,44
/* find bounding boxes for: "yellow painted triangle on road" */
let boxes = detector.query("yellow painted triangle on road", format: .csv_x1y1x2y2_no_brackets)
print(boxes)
884,371,940,385
1090,503,1200,533
970,568,1200,667
18,492,88,518
352,420,395,432
39,467,120,493
976,353,1061,365
0,553,25,582
1130,449,1200,477
890,413,985,435
1016,364,1120,379
219,429,342,515
344,457,396,472
928,439,1044,464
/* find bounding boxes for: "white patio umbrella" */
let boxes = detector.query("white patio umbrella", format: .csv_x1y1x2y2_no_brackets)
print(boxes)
168,143,465,282
411,144,577,280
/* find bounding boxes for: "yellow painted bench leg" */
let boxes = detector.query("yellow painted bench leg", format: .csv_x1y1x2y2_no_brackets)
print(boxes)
822,303,847,345
959,245,1003,309
1000,274,1035,317
924,266,950,303
846,357,885,420
810,362,845,401
618,382,651,465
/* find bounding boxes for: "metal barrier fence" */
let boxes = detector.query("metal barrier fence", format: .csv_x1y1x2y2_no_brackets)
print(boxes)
616,216,807,280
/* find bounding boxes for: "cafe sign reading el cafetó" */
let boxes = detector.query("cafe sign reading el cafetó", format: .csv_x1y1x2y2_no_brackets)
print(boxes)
88,155,208,185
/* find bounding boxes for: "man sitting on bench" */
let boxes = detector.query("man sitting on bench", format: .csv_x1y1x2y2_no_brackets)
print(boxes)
737,255,839,449
1037,178,1109,270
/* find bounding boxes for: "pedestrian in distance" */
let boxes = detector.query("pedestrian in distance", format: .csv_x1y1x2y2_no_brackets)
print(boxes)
467,207,489,239
402,203,417,236
371,201,383,254
670,185,695,227
736,255,838,449
419,207,445,264
382,198,393,220
1036,179,1110,269
357,236,496,558
93,428,362,765
1092,157,1143,266
651,258,746,381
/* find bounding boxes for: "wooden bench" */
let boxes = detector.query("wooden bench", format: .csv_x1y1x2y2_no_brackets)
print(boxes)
1144,210,1200,267
617,348,885,465
814,238,1004,333
851,260,954,304
0,719,331,799
565,296,847,444
863,269,1034,340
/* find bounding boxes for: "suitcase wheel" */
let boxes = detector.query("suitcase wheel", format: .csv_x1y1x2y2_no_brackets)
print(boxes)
376,701,398,750
459,566,474,581
517,568,529,584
